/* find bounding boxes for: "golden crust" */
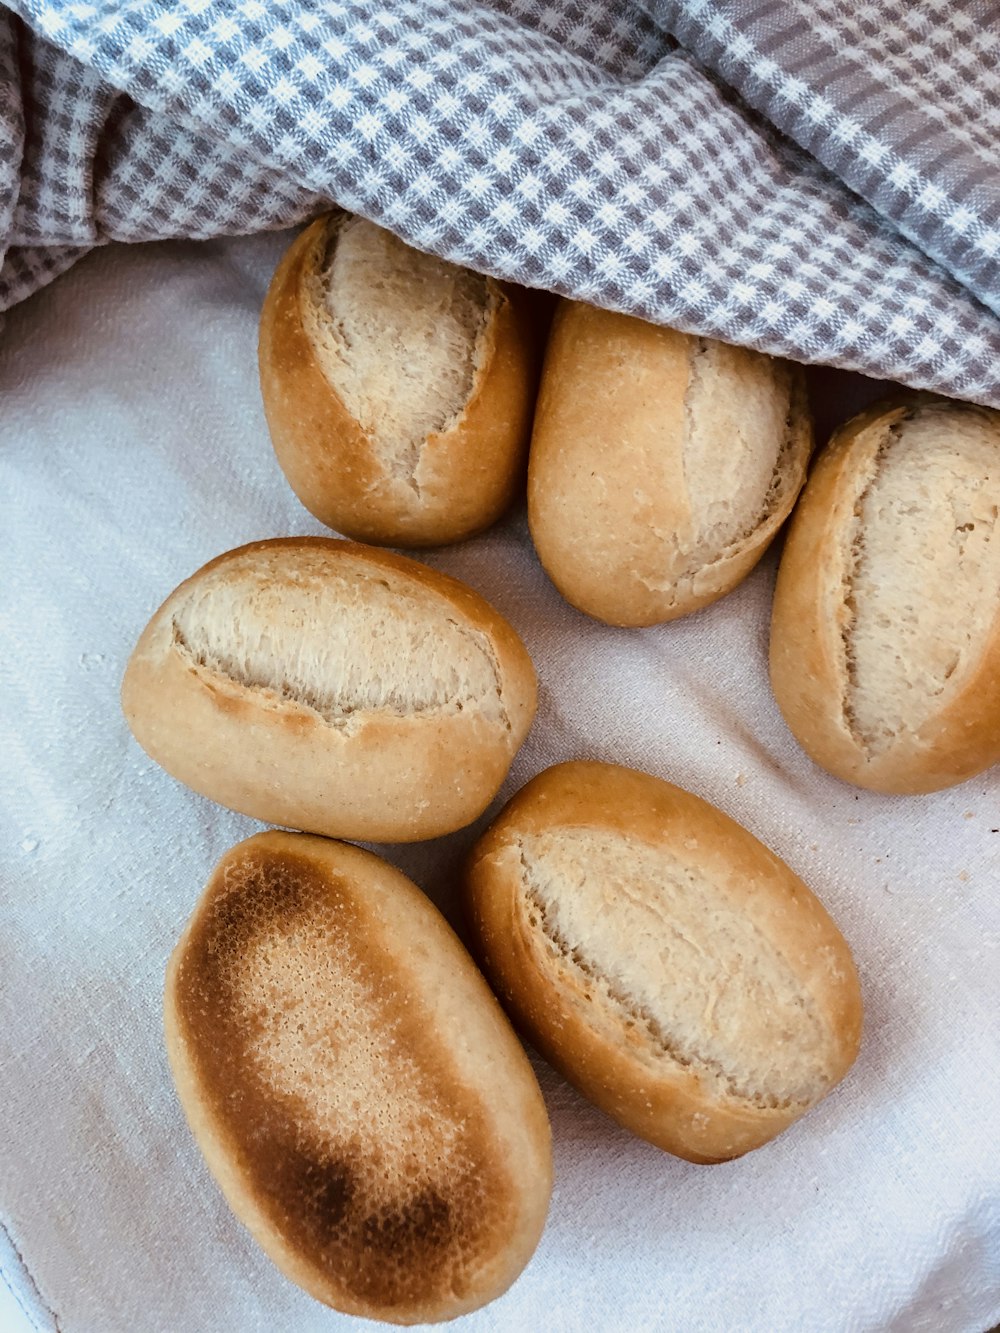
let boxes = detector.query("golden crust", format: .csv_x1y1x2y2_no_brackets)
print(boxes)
465,762,862,1164
527,300,812,627
121,537,537,841
770,396,1000,794
258,215,542,548
165,832,552,1323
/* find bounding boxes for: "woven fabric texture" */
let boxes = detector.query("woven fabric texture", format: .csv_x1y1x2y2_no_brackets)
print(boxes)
0,1,998,402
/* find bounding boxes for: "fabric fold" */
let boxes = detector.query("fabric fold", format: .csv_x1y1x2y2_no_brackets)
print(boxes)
650,0,1000,317
0,0,998,397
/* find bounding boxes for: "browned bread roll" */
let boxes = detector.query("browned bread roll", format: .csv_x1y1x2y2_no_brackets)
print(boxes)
465,761,862,1164
165,831,552,1323
258,213,542,547
770,396,1000,794
527,300,812,626
121,537,536,841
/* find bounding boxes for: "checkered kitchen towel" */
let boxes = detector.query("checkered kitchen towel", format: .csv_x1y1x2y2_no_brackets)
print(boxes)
1,0,998,405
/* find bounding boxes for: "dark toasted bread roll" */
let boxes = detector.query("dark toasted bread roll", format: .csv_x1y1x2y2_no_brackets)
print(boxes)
165,831,552,1324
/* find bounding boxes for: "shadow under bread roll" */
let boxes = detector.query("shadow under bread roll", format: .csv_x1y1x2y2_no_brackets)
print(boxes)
465,762,862,1164
165,831,552,1324
770,396,1000,794
121,537,536,842
259,212,543,548
527,300,812,626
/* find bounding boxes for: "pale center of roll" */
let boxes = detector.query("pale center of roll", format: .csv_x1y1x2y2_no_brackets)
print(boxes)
170,548,507,726
307,216,491,486
235,917,468,1198
841,405,1000,753
516,829,834,1108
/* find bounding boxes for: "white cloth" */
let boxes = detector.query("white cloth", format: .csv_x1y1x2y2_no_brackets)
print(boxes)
1,232,998,1333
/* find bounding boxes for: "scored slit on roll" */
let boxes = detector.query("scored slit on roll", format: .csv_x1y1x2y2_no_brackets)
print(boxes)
514,829,835,1111
303,216,495,492
679,337,795,583
259,213,541,546
837,403,1000,755
168,547,510,727
121,538,536,841
527,302,812,625
769,395,1000,793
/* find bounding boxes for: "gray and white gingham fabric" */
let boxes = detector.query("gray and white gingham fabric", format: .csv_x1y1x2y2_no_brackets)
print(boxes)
0,0,998,401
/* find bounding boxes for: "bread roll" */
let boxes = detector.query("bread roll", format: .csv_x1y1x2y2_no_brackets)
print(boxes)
770,396,1000,795
527,300,812,626
121,537,536,841
465,762,862,1163
165,831,552,1323
258,213,542,547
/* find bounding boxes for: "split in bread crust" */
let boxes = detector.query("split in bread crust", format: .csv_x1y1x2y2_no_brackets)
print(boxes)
680,336,795,575
304,216,492,487
122,538,536,841
259,213,543,547
515,829,838,1110
466,762,862,1163
527,301,812,626
169,546,509,729
838,404,1000,752
770,396,1000,793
